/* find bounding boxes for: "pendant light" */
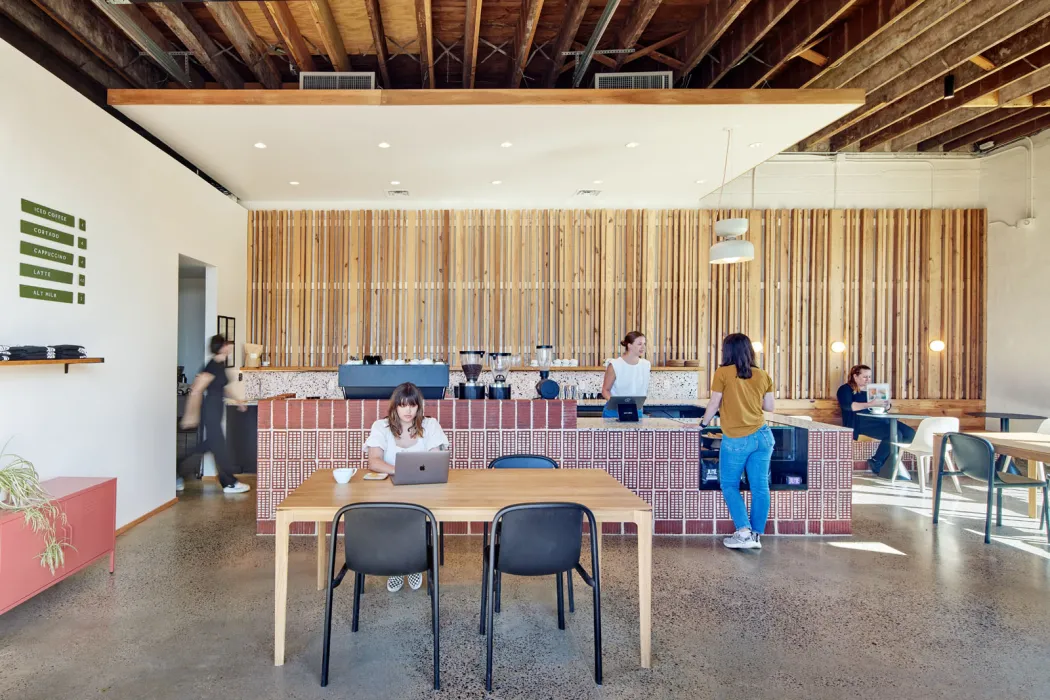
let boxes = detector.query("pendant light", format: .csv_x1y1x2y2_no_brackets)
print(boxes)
710,127,754,265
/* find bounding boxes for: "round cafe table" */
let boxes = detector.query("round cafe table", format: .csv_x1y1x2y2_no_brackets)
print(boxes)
967,412,1047,474
856,412,929,480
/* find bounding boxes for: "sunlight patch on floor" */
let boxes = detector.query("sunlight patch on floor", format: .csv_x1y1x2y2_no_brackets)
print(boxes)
827,541,907,556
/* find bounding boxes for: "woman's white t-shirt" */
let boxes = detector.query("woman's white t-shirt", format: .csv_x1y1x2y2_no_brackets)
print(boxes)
609,357,651,397
364,417,449,465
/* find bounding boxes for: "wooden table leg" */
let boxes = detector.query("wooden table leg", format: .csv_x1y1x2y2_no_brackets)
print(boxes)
274,511,291,666
635,510,652,669
1028,460,1040,519
317,522,327,591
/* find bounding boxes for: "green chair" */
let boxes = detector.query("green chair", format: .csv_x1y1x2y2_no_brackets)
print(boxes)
932,432,1050,544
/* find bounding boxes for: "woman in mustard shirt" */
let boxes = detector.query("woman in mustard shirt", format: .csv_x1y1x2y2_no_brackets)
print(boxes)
700,333,775,550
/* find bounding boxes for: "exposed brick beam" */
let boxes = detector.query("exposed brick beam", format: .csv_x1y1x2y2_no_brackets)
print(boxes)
205,1,282,89
694,0,800,87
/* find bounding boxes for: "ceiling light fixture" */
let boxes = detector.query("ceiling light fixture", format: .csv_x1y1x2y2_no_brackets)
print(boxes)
593,180,604,185
696,179,706,184
625,142,639,148
390,180,401,185
749,142,762,148
378,142,391,148
710,127,753,265
501,142,513,148
254,142,267,149
289,181,299,186
943,74,955,100
492,180,502,185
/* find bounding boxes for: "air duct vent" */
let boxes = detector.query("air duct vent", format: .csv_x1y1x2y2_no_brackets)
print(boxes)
386,190,411,198
574,189,602,197
300,72,376,90
594,71,672,90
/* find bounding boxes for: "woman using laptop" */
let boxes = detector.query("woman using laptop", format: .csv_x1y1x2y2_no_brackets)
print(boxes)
699,333,774,551
365,382,449,592
601,331,651,418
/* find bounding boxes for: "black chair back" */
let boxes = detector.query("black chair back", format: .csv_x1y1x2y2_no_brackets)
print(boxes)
489,454,558,469
943,433,996,482
494,503,584,576
341,503,432,576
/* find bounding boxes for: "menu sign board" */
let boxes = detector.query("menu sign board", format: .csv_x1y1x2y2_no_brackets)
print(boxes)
17,198,86,304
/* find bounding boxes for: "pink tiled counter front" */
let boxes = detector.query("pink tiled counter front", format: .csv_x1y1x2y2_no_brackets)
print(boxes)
255,400,854,536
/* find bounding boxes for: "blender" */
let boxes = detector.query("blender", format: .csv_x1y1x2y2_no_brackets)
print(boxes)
534,345,559,399
458,350,486,400
488,352,512,400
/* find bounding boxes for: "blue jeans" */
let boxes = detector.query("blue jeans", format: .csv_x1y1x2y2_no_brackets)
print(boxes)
719,425,775,533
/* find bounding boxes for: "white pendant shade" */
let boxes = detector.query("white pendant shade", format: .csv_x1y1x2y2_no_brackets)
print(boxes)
710,238,755,265
714,217,749,237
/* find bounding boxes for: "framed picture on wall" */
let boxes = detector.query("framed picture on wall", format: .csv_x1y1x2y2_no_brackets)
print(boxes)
217,315,236,368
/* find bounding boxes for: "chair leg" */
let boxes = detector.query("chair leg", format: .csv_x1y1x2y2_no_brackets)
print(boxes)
485,557,497,691
917,455,927,495
945,452,962,493
556,572,566,630
567,569,575,613
1042,485,1050,544
479,552,489,635
431,555,440,690
351,572,363,633
996,488,1003,527
495,571,502,614
984,484,994,544
590,524,603,685
321,570,337,686
890,451,904,484
439,523,445,566
933,468,945,522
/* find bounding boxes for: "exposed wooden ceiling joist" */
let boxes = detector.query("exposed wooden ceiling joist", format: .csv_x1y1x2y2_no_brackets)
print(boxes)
889,107,995,150
694,0,801,87
262,0,316,73
943,109,1044,151
360,0,390,87
30,0,162,88
89,0,203,89
970,54,995,71
462,0,483,88
720,0,857,88
0,0,129,89
969,111,1050,151
917,108,1026,151
204,1,282,89
676,0,753,79
150,2,243,90
306,0,349,72
544,0,587,87
623,30,688,66
798,48,827,67
775,0,926,90
413,0,434,88
613,0,663,69
507,0,544,88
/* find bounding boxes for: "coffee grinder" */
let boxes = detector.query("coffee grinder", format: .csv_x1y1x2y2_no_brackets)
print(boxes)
534,345,559,399
458,350,486,400
488,352,512,400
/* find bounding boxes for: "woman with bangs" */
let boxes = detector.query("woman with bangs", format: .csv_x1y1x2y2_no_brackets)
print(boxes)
364,382,450,592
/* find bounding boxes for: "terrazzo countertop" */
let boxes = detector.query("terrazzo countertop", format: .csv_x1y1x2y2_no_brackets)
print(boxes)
577,416,701,430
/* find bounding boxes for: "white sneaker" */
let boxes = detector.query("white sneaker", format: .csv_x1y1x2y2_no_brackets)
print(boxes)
223,481,251,495
407,572,423,590
723,528,760,550
387,576,404,592
175,477,185,492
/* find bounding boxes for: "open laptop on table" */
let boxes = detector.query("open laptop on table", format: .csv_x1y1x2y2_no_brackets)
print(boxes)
604,396,646,422
392,451,451,485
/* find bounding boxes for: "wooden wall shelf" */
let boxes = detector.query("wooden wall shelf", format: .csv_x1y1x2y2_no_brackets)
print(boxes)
0,358,104,374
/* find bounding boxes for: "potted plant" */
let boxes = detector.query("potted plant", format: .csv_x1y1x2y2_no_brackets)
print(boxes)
0,441,72,574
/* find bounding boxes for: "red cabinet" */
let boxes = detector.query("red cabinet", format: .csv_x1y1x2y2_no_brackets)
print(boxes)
0,477,116,615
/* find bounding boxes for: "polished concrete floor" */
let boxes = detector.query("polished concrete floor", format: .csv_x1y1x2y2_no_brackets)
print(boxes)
2,474,1049,700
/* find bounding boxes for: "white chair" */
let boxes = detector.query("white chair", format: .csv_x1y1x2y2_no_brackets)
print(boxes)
890,417,961,495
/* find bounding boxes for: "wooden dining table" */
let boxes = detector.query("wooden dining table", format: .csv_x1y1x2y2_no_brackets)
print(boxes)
932,432,1050,517
273,468,654,668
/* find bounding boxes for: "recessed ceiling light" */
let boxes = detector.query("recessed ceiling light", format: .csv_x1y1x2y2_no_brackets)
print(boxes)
254,142,267,149
390,180,401,185
626,142,639,148
492,180,502,185
500,142,513,148
749,142,762,148
289,181,299,186
378,142,391,148
593,180,603,185
696,179,706,184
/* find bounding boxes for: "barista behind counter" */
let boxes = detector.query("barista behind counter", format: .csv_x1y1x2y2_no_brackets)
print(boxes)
601,332,651,418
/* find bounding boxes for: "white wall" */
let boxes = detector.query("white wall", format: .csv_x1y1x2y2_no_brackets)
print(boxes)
981,132,1050,429
0,39,247,528
176,274,206,376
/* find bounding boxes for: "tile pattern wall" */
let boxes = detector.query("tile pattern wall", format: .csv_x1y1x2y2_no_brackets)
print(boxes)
256,400,853,537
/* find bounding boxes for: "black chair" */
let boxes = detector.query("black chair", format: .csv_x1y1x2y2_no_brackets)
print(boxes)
481,502,602,691
932,432,1050,544
320,503,440,690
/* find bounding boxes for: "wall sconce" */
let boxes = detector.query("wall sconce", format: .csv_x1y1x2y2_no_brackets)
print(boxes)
831,341,846,353
752,341,763,353
929,339,946,352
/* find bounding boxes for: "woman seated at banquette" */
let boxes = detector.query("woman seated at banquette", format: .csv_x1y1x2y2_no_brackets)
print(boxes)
836,364,915,477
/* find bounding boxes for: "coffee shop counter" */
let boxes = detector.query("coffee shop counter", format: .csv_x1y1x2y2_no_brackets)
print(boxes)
256,399,853,537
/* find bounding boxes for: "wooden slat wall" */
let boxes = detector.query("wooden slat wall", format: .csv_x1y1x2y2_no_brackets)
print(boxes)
247,208,986,400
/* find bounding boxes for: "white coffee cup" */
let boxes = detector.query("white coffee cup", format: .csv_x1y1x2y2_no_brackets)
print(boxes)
868,406,887,415
333,468,357,484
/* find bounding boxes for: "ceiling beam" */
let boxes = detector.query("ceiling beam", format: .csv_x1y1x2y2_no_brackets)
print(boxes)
413,0,434,87
888,108,993,150
572,0,622,87
263,0,316,73
0,0,128,90
572,41,616,69
462,0,483,87
833,7,1050,149
775,0,926,89
942,109,1044,150
149,2,243,89
917,109,1025,151
965,112,1050,151
361,0,391,87
306,0,349,72
798,48,827,67
855,46,1050,151
29,0,162,88
720,0,856,88
204,1,281,89
622,30,687,65
970,54,995,70
676,0,752,79
694,0,801,87
802,0,1033,150
544,0,587,87
507,0,545,87
613,0,663,69
1035,87,1050,106
88,0,203,88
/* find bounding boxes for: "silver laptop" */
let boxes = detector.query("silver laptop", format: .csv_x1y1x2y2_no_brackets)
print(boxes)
392,451,451,486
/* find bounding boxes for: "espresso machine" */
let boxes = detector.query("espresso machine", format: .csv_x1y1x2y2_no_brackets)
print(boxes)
488,352,512,400
534,345,559,399
458,350,486,400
